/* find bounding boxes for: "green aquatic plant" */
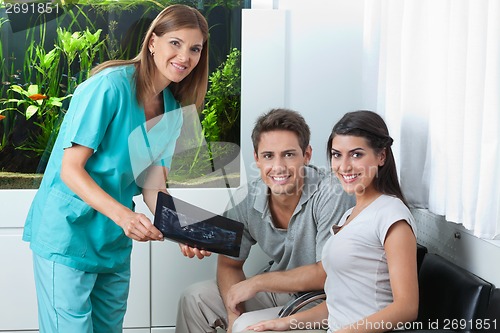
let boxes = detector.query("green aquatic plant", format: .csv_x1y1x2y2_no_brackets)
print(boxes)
201,47,241,144
0,0,245,183
0,26,105,162
0,84,72,159
0,84,72,120
56,27,104,91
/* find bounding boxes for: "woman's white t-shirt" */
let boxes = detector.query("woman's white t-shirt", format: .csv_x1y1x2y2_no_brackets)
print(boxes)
321,194,416,332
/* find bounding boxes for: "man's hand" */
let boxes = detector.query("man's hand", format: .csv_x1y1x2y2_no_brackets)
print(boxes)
178,244,212,259
226,277,259,314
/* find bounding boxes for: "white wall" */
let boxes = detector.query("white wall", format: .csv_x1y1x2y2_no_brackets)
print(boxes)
241,0,366,175
413,209,500,287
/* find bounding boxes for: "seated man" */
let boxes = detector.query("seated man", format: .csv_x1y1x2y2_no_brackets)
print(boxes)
176,108,354,333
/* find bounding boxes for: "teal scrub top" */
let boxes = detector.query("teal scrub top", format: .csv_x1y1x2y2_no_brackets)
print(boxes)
23,65,183,273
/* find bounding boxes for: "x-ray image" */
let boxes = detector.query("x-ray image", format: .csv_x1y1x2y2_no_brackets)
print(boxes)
154,192,243,257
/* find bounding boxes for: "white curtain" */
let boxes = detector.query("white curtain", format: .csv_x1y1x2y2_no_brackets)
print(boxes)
363,0,500,239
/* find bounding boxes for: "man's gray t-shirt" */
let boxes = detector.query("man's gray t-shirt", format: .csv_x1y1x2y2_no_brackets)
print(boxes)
224,165,354,272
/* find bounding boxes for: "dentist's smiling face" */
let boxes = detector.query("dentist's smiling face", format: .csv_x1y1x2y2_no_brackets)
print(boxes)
254,130,312,197
330,134,385,196
149,27,204,88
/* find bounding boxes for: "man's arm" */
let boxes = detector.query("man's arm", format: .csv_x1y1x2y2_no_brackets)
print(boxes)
225,261,326,314
217,254,246,332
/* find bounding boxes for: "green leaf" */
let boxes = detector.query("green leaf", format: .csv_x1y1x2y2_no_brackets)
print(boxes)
3,98,23,104
10,85,30,97
84,28,102,45
42,49,59,68
26,105,39,119
48,99,63,107
27,85,40,96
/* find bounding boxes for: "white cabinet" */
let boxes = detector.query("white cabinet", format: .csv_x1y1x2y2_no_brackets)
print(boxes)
124,241,150,329
0,224,150,332
151,328,176,333
0,230,38,331
0,190,39,331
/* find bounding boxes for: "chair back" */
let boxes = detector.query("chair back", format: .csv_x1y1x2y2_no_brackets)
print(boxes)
417,254,492,332
484,288,500,332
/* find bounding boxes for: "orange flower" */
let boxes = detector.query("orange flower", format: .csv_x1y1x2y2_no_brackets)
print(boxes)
0,115,5,121
28,93,48,101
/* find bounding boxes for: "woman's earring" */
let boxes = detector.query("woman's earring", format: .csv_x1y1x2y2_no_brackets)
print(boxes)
150,50,154,57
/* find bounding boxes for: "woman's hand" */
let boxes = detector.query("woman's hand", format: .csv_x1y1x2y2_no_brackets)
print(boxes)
245,317,293,332
116,210,164,242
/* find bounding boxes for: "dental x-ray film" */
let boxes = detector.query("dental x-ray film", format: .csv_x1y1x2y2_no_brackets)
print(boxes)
154,191,243,257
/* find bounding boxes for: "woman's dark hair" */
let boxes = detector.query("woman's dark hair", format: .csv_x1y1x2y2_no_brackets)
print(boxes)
327,110,407,205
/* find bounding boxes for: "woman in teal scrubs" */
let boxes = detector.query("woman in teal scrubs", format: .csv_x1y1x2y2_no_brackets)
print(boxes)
22,4,209,332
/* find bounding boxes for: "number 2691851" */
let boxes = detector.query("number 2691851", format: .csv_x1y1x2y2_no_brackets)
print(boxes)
5,2,59,15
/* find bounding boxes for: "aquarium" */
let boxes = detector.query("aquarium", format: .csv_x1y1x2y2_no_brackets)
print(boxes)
0,0,247,188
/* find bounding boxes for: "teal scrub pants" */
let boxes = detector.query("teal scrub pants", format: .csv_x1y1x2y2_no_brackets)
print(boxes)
32,254,130,333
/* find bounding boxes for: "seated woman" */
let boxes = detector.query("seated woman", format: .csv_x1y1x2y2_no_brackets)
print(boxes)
244,110,419,333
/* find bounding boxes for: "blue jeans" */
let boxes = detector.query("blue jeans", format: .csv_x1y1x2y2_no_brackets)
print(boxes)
32,253,130,333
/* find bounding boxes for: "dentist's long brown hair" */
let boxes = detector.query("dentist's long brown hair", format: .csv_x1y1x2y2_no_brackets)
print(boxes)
92,4,209,109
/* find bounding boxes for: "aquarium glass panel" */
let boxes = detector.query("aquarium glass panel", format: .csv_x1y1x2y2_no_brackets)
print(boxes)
0,0,248,189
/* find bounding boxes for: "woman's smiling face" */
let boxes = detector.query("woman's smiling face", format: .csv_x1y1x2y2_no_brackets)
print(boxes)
149,27,204,88
330,134,385,196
